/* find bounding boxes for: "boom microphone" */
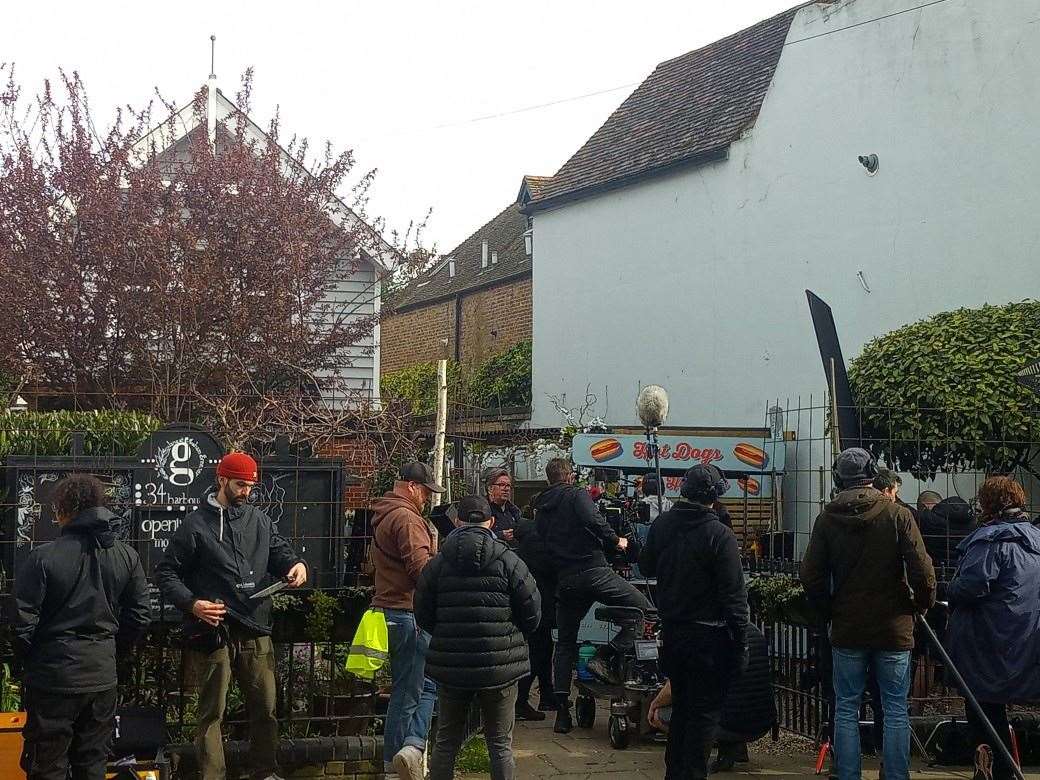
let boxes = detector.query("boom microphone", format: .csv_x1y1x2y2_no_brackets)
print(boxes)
637,385,669,429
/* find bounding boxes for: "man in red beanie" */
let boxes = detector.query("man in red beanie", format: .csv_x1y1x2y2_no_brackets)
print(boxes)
156,451,307,780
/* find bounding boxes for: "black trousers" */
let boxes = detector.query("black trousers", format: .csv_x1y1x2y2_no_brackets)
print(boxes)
661,625,734,780
518,617,554,704
966,701,1015,780
20,686,117,780
553,567,652,700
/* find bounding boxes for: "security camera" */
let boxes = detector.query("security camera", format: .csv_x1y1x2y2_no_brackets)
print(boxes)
858,154,879,175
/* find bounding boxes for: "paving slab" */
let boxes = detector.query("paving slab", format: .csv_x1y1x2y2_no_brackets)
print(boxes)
457,697,1040,778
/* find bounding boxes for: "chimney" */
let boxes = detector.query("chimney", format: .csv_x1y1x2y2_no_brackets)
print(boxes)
448,258,456,278
491,250,498,266
481,239,489,269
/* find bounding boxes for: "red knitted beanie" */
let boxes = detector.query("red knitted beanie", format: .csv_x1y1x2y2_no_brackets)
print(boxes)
217,451,259,482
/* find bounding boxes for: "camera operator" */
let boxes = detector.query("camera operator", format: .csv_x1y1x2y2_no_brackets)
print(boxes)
533,458,651,734
639,464,749,780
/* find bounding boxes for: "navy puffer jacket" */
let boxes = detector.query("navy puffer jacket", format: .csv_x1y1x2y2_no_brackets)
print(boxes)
415,525,541,689
946,512,1040,703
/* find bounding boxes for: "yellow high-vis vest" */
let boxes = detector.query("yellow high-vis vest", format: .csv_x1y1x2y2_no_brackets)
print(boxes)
345,608,389,680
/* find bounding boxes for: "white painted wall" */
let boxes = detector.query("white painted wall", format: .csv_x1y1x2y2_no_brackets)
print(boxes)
531,0,1040,432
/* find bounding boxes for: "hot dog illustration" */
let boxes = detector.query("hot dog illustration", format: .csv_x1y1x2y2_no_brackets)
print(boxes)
589,438,623,463
733,442,769,469
737,476,761,496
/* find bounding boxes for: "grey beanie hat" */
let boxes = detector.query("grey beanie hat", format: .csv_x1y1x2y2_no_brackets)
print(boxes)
832,447,878,489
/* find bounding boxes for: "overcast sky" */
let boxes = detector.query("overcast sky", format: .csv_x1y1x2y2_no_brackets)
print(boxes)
6,0,795,252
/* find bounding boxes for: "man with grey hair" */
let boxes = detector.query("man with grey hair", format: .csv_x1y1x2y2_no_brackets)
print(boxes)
484,466,520,544
801,448,935,780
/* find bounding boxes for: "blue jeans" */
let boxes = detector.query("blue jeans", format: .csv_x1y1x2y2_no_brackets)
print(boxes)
832,648,911,780
383,609,437,770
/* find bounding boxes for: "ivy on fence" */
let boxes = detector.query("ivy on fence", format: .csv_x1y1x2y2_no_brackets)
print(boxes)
380,340,532,415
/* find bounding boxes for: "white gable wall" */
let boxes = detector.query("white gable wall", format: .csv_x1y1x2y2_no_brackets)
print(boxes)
531,0,1040,429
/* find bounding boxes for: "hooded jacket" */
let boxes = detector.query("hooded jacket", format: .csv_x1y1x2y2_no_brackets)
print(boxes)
13,507,151,693
639,501,748,639
946,512,1040,703
414,525,540,689
369,483,438,611
800,487,936,650
155,493,302,635
533,482,620,575
917,497,976,569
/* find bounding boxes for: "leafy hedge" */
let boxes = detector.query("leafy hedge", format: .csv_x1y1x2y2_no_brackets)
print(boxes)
848,301,1040,477
381,340,532,415
0,410,163,458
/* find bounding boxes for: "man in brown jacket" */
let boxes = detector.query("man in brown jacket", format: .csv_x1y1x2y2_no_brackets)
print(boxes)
370,461,445,780
801,448,936,780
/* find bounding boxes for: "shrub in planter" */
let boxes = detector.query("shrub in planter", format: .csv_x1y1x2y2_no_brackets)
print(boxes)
747,574,823,627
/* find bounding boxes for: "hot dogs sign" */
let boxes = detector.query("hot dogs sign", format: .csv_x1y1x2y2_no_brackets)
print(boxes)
573,433,783,475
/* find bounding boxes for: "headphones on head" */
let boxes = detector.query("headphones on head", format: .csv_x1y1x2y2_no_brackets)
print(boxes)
680,464,730,503
831,448,879,488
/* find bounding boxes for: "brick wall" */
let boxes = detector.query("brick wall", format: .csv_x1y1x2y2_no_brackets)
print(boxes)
457,276,531,367
380,275,532,375
379,300,454,374
317,437,377,509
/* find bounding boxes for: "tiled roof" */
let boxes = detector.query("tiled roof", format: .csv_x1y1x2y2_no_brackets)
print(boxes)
527,6,801,210
521,175,554,202
389,202,530,311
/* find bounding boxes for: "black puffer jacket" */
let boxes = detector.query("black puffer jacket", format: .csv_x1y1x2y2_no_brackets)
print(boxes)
533,483,620,575
918,497,976,568
13,507,151,693
639,501,749,641
720,624,775,739
415,525,541,690
155,493,302,635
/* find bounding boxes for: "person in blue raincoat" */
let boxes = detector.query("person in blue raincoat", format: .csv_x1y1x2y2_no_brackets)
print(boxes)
946,476,1040,780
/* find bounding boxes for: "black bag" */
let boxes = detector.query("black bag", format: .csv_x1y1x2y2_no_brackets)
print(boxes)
925,718,975,765
111,706,166,759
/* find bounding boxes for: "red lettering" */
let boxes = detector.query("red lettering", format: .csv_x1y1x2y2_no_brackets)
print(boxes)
699,448,722,465
673,442,691,461
665,477,683,490
658,444,672,459
633,442,648,460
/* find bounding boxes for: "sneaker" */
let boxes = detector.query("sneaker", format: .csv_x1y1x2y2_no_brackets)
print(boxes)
392,745,425,780
554,701,574,734
515,700,547,721
974,744,994,780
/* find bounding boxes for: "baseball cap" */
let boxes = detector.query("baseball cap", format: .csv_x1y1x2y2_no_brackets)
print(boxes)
400,461,446,493
449,495,493,524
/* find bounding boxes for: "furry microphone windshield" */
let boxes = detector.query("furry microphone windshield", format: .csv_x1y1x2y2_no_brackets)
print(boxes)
637,385,669,429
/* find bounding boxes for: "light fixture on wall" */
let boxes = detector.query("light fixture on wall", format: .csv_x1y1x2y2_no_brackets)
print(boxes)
523,229,533,257
858,153,879,175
